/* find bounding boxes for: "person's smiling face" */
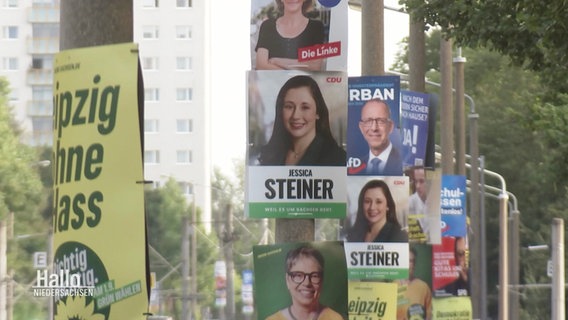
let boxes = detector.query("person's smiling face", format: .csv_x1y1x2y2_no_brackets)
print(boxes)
363,187,389,226
282,86,319,141
359,100,393,156
286,255,322,309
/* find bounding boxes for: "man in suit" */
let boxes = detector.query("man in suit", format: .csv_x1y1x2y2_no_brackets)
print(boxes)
349,99,402,176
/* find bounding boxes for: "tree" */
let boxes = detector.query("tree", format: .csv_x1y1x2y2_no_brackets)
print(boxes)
401,0,568,94
392,31,565,318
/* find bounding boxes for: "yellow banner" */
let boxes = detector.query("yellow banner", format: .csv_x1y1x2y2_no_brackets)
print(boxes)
348,281,398,320
52,42,148,319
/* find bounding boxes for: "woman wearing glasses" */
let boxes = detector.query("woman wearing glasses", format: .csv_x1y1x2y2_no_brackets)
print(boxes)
258,75,345,166
266,245,343,320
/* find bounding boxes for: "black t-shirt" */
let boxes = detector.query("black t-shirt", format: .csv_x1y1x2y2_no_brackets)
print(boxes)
255,18,325,59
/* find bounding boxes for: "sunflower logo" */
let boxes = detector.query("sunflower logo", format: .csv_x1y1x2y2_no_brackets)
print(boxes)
54,296,106,320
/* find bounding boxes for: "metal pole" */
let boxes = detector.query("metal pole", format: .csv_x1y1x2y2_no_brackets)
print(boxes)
509,210,520,320
440,38,453,174
408,13,425,92
361,0,384,75
454,48,466,176
223,204,235,319
551,218,565,320
498,191,509,320
469,110,482,319
182,217,190,320
479,156,487,319
0,221,6,320
191,195,197,319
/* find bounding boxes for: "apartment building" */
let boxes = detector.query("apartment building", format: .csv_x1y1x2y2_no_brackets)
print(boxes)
0,0,212,225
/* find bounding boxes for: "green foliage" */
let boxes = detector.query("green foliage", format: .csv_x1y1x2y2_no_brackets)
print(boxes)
401,0,568,94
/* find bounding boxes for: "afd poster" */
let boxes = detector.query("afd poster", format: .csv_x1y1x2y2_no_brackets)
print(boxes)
348,281,397,320
440,175,467,237
246,70,347,218
346,76,402,176
52,43,148,319
251,0,348,72
400,90,429,169
253,241,348,319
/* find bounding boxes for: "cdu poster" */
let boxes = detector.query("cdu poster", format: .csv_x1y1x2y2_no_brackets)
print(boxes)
52,42,148,319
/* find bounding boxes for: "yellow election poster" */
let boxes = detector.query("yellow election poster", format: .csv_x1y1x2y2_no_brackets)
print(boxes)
51,43,148,319
348,281,397,320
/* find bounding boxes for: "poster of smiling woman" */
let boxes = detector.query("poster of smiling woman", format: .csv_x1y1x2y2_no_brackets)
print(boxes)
246,70,347,219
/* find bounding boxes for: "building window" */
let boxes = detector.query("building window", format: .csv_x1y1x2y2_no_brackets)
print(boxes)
2,26,18,39
142,25,159,39
176,0,191,8
142,0,158,7
3,0,18,8
176,57,192,70
142,57,159,70
176,150,192,164
144,150,160,164
8,88,18,101
178,181,193,196
32,86,52,101
176,119,193,133
144,88,160,102
2,57,18,70
175,26,192,39
144,119,159,133
176,88,192,101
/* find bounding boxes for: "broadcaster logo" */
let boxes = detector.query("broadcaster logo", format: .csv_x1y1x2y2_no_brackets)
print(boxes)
32,269,94,297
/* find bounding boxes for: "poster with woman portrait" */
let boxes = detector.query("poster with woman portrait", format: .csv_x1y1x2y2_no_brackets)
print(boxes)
250,0,348,72
342,176,410,242
246,70,347,219
253,241,348,319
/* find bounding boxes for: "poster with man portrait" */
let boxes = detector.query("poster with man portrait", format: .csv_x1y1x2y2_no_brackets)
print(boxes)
253,241,348,319
432,236,470,298
346,76,402,176
250,0,348,72
246,70,347,219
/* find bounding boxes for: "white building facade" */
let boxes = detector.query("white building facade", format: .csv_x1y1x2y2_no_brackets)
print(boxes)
0,0,212,226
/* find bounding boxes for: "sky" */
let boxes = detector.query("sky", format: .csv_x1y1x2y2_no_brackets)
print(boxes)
210,0,409,178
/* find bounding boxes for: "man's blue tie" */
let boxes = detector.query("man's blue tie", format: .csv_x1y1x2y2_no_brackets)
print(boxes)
370,158,381,174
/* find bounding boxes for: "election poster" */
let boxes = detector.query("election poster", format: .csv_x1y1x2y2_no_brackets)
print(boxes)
346,76,402,176
246,70,347,218
250,0,348,72
400,90,430,169
432,296,472,320
253,241,348,319
397,244,433,320
344,242,409,281
432,236,470,297
52,43,148,319
348,281,397,320
342,176,409,240
440,175,467,237
406,167,442,245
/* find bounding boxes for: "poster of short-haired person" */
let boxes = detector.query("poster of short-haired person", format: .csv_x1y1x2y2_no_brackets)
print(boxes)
348,281,398,320
432,236,470,298
346,76,403,176
440,175,467,237
253,241,348,319
52,43,148,319
400,90,430,169
397,244,433,320
246,70,347,219
405,167,442,245
251,0,348,72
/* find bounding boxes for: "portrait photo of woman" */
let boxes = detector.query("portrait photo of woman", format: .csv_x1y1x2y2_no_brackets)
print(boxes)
249,72,346,166
346,178,409,243
253,0,327,71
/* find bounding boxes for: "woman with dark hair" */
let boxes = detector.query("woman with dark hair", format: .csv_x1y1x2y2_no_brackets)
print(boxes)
266,245,343,320
347,179,408,242
255,0,325,70
258,75,345,166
